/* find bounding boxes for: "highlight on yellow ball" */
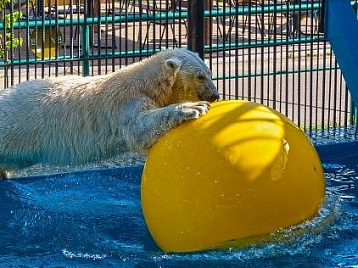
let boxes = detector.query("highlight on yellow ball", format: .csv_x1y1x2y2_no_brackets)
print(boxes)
141,100,325,253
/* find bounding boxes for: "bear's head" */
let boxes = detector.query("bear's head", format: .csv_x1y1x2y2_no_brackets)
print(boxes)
162,49,219,105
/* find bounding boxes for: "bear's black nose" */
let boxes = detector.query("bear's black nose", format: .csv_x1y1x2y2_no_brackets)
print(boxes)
210,93,220,102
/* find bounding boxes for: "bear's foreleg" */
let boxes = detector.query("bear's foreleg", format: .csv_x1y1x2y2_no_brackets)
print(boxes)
123,100,210,153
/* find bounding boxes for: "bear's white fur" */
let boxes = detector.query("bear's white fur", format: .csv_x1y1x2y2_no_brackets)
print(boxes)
0,49,219,178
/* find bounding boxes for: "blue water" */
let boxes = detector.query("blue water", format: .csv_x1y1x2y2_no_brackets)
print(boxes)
1,129,358,267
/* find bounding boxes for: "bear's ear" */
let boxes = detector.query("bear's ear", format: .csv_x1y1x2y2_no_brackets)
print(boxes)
164,58,181,73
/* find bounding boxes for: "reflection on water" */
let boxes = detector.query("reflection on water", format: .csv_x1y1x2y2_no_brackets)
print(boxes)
308,125,358,146
11,152,146,178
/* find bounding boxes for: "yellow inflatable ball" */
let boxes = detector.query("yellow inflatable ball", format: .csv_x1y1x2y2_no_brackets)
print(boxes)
141,100,325,253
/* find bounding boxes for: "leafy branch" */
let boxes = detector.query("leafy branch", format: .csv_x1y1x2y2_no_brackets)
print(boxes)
0,0,23,59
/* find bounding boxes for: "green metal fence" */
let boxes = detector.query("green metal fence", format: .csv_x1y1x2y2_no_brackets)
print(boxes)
1,0,357,131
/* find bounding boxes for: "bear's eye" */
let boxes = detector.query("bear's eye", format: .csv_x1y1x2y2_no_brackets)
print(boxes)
197,75,206,81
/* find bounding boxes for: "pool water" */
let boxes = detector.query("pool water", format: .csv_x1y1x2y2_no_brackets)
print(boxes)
1,128,358,268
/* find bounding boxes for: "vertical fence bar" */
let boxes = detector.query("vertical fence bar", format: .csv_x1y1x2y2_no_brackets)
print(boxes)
9,0,14,86
97,0,102,75
272,0,277,110
187,0,204,59
82,0,91,76
16,0,20,84
111,0,116,72
26,0,30,81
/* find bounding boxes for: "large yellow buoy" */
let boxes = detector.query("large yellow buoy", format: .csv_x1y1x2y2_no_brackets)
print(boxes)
141,100,325,253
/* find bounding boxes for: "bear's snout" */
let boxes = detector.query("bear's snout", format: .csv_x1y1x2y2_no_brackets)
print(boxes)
202,82,220,102
199,90,219,102
209,92,220,102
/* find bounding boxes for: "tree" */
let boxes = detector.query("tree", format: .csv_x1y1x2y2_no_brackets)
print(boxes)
0,0,23,59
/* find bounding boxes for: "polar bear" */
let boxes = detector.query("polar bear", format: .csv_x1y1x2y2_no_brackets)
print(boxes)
0,48,219,178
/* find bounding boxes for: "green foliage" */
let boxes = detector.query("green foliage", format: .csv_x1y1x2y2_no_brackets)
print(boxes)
0,0,23,59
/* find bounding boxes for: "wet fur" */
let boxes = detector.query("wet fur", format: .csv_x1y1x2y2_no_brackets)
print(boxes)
0,49,219,178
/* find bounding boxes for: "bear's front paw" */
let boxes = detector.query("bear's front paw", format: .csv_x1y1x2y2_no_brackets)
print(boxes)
175,101,210,121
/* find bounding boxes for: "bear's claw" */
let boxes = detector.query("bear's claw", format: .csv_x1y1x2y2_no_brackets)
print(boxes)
176,101,210,121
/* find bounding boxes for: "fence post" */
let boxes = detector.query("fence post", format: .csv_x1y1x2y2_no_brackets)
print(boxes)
187,0,205,59
318,0,325,33
81,0,91,76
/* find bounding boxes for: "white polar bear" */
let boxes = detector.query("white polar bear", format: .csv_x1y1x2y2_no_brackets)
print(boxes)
0,48,219,178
